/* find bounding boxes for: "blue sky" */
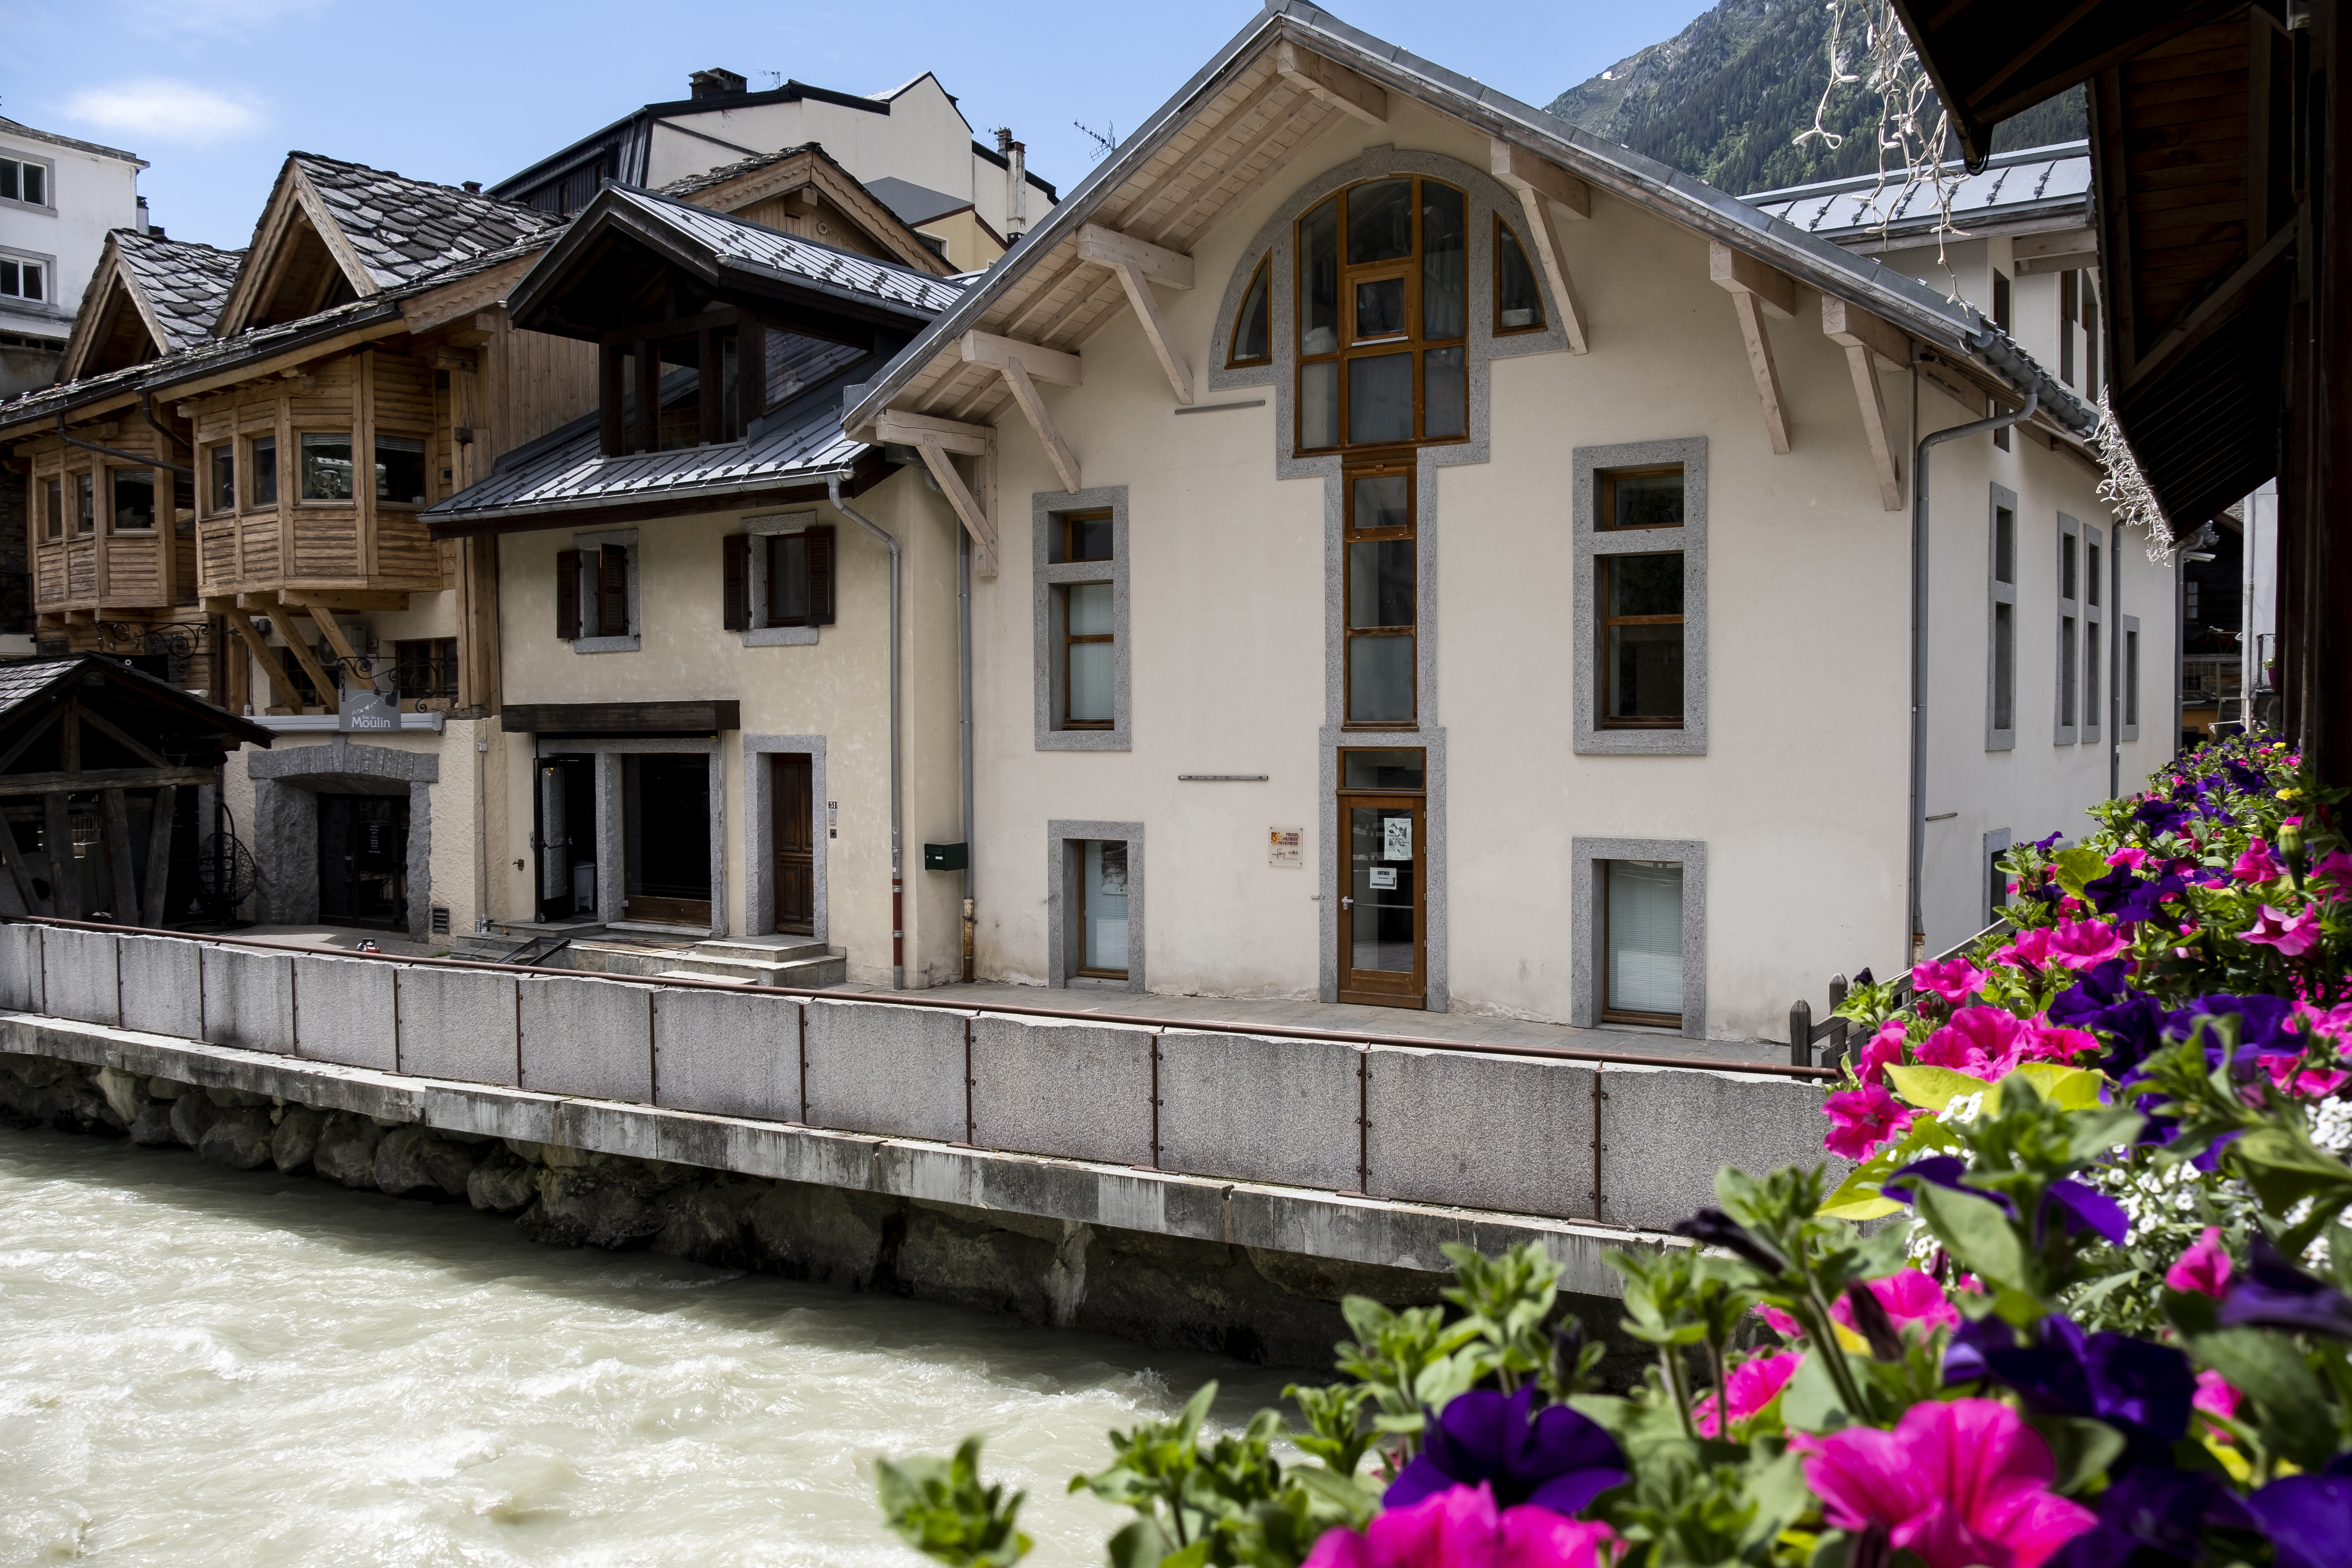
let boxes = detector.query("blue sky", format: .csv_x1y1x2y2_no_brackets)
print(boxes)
0,0,1710,252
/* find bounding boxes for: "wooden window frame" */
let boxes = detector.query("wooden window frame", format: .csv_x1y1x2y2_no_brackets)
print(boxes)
1342,461,1416,729
1059,583,1115,731
1059,509,1115,566
393,636,459,700
1493,214,1546,336
1227,253,1272,368
1598,858,1688,1030
248,433,279,509
597,307,760,458
106,464,158,535
1294,176,1470,457
764,527,836,628
72,471,94,537
373,431,430,511
41,477,62,541
1594,464,1687,732
296,430,357,506
204,443,234,517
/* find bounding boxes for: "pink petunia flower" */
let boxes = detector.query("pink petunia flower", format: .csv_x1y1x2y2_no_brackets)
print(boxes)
1913,957,1987,1004
2263,1054,2349,1098
2241,905,2322,958
1694,1351,1802,1437
2308,850,2352,891
1793,1399,2096,1568
1831,1268,1961,1336
2164,1227,2233,1297
2043,919,2132,969
1823,1083,1915,1160
1303,1482,1619,1568
1857,1021,1909,1084
1918,1006,2026,1079
2193,1369,2240,1426
2233,839,2283,882
2016,1017,2100,1067
2105,847,2149,871
1753,1302,1805,1340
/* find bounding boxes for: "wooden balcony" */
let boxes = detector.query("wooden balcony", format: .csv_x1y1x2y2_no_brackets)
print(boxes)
23,420,201,635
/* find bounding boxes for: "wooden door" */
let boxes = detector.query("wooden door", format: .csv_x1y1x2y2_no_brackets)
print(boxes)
771,752,814,934
1338,794,1424,1006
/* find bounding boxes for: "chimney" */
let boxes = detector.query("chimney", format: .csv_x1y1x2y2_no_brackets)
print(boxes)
135,195,150,234
998,130,1028,236
462,180,481,194
690,68,748,100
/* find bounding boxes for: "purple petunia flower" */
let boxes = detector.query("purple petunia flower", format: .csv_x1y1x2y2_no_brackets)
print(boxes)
2049,1466,2253,1568
2038,1179,2131,1248
2247,1454,2352,1568
2218,1238,2352,1339
1964,1317,2195,1471
2166,993,2299,1057
2134,799,2191,836
1384,1386,1627,1518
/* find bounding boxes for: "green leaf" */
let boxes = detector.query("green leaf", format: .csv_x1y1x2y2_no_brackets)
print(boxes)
2052,846,2110,896
2191,1328,2341,1469
1821,1119,1961,1221
1779,1348,1852,1433
1104,1518,1178,1568
2004,1062,2105,1111
1289,1466,1380,1530
1909,1181,2029,1293
2021,1415,2127,1496
1886,1064,1990,1113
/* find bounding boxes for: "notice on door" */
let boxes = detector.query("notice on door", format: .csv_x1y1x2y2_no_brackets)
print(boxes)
1368,866,1398,890
1383,817,1412,862
1268,826,1303,868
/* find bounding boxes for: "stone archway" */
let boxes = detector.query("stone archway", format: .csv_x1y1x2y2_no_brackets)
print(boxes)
248,739,437,943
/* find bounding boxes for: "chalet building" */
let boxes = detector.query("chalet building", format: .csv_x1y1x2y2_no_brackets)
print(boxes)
491,67,1058,271
423,185,967,986
822,3,2175,1038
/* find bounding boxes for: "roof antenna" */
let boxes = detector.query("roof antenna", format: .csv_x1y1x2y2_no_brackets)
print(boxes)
1073,118,1117,163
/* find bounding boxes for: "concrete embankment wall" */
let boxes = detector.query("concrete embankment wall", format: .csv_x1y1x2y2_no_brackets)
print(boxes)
0,922,1834,1364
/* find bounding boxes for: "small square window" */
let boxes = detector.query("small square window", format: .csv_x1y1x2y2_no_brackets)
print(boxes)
0,158,47,207
375,435,427,505
1599,466,1685,530
395,637,458,699
110,468,155,532
300,433,353,500
0,257,45,302
1062,511,1113,563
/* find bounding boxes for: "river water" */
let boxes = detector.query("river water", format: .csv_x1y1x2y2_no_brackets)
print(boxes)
0,1128,1295,1566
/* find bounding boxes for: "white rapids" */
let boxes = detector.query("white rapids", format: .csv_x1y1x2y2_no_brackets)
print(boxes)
0,1127,1292,1566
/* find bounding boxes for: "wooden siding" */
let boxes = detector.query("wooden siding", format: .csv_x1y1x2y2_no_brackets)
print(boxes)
2116,23,2253,350
21,426,183,619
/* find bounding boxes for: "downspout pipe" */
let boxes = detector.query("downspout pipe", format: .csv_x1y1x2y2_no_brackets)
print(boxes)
959,522,975,982
1908,385,2038,968
828,473,904,990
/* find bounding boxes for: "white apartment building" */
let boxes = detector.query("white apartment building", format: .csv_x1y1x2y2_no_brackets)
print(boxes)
0,117,146,398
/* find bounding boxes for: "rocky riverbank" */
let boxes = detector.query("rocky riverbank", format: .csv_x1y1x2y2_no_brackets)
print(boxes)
0,1047,1504,1368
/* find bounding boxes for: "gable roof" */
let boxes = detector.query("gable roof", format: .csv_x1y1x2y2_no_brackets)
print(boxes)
59,229,244,380
505,183,966,331
213,151,565,337
0,656,273,753
1744,142,2092,244
844,1,2097,443
655,142,958,275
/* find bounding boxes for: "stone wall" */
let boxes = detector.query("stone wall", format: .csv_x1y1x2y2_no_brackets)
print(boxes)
0,1046,1654,1373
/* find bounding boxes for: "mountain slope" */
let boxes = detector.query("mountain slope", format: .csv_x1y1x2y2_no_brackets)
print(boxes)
1547,0,2086,195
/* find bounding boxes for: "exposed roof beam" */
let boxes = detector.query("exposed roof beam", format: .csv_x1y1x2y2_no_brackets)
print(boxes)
1077,224,1195,403
1276,39,1386,127
1491,140,1591,221
1708,243,1796,319
1711,245,1795,455
914,439,997,576
1822,296,1909,511
870,409,998,574
1490,139,1590,354
960,329,1083,386
998,358,1082,493
221,607,304,710
871,407,992,457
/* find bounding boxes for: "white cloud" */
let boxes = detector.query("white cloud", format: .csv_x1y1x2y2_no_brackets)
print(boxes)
64,79,266,146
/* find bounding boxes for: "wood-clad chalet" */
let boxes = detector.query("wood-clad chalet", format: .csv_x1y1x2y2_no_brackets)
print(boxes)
1886,0,2350,771
0,655,270,924
60,230,245,381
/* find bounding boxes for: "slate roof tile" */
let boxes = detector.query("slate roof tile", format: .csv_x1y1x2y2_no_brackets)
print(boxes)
289,151,566,289
111,230,244,352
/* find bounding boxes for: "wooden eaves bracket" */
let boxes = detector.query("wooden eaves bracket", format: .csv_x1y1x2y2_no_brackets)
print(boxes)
1491,139,1593,355
960,330,1083,493
1075,223,1196,404
871,409,1000,578
1709,242,1798,455
1821,296,1912,513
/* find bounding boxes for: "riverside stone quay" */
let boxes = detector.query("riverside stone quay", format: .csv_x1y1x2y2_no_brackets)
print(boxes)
0,917,1831,1362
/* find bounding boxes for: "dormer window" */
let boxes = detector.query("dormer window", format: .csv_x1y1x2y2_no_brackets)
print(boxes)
599,316,750,456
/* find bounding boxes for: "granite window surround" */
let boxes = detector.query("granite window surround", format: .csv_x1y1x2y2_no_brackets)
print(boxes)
2055,513,2080,746
2120,613,2141,741
740,733,828,941
739,511,822,648
571,526,640,654
1033,485,1130,751
536,735,728,938
1984,826,2013,930
1572,438,1709,755
1318,729,1447,1012
1569,835,1707,1039
1987,483,2019,751
1045,820,1144,991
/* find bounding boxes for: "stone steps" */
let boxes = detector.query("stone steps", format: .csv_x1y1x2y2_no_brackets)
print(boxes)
570,937,846,990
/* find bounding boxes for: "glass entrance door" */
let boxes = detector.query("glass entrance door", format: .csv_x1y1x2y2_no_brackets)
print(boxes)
1339,795,1423,1006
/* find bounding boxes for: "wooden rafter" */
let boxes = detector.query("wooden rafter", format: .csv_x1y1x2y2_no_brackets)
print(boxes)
1077,224,1196,404
962,332,1083,493
1821,296,1911,513
873,410,998,577
1490,139,1591,355
306,607,379,692
1709,242,1798,455
1276,39,1386,126
223,607,304,710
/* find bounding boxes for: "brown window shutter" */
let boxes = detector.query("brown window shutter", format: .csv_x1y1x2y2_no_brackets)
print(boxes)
722,533,750,631
805,525,836,625
598,544,630,638
555,549,581,639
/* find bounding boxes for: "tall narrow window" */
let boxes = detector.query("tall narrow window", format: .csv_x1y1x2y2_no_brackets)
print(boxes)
2124,623,2141,732
1295,177,1470,454
250,435,278,506
2083,529,2103,740
1228,255,1272,367
42,478,61,541
2056,516,2081,743
300,433,354,501
2081,275,2101,400
207,444,234,514
1989,495,2017,747
1344,465,1414,725
1048,508,1115,729
1595,465,1686,728
1604,860,1684,1027
74,473,94,536
1496,216,1544,333
2059,271,2078,385
110,468,154,531
1078,839,1129,979
375,435,427,505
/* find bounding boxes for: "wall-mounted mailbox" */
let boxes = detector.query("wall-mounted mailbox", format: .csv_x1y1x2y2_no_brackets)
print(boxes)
923,842,968,871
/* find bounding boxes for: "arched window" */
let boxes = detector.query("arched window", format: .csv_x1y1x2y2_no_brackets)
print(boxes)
1295,177,1467,455
1228,254,1272,367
